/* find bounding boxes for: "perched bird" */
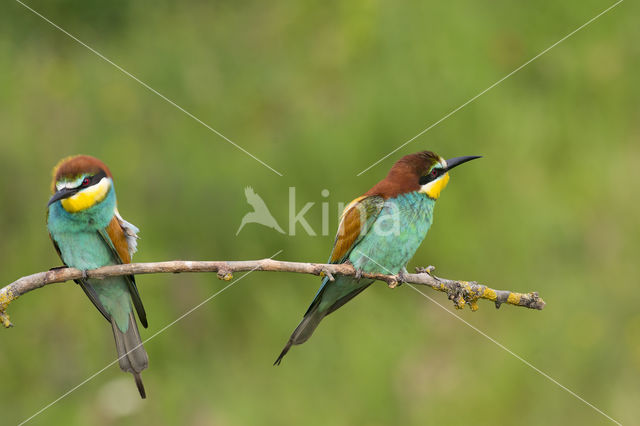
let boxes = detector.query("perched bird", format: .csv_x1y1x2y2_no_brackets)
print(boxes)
275,151,480,365
46,155,149,398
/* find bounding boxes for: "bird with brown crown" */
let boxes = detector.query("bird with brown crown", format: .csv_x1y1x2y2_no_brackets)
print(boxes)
46,155,149,397
275,151,480,364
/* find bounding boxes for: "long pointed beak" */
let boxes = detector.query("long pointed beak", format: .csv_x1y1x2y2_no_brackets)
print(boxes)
47,187,78,207
445,155,482,172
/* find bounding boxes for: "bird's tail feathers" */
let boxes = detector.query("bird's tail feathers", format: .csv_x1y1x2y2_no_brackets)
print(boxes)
133,373,146,399
111,312,149,398
274,308,325,366
274,277,373,366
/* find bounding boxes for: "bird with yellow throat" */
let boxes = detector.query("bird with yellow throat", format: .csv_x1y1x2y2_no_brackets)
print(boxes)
47,155,149,398
275,151,480,364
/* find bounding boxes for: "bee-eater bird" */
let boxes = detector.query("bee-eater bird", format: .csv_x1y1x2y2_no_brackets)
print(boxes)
46,155,149,398
275,151,480,365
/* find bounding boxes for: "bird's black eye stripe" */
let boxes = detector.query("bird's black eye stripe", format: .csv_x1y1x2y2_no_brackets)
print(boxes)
79,170,107,188
91,170,107,185
419,168,443,185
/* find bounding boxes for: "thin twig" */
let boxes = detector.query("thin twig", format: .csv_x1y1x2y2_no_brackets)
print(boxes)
0,259,545,327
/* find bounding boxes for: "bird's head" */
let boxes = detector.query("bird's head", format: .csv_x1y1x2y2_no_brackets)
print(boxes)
48,155,114,213
369,151,481,200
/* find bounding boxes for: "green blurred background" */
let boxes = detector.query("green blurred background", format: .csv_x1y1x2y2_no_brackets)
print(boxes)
1,0,638,424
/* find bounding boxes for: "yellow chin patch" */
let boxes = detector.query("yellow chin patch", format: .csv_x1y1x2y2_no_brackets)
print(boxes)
420,173,450,199
60,178,111,213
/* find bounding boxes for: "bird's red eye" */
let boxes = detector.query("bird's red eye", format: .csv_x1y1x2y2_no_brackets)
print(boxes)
431,170,438,177
82,177,90,186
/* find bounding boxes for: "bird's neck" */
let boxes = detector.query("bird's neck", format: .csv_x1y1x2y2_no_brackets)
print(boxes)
48,187,116,233
391,190,434,205
384,191,436,222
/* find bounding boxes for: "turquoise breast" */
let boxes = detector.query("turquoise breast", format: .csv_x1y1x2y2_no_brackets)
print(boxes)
349,191,434,274
47,187,117,270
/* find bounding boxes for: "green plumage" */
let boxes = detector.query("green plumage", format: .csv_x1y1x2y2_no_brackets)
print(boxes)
275,151,480,364
47,184,148,398
275,192,435,364
48,187,132,329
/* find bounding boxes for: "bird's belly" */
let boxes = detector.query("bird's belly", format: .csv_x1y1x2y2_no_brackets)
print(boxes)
349,194,434,274
51,231,113,270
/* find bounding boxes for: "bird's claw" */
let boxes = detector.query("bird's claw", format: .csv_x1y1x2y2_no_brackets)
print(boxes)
81,270,89,280
354,269,363,280
394,268,409,287
320,268,335,282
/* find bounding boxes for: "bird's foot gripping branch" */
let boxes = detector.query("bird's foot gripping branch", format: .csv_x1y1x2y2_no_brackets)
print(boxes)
0,258,545,328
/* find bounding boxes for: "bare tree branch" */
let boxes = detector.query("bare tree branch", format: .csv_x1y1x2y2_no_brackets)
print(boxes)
0,259,545,328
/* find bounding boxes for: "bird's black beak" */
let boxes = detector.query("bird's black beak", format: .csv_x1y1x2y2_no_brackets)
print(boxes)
47,187,78,207
445,155,482,172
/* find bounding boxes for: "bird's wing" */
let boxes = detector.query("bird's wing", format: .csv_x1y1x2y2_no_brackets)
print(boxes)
328,195,385,264
103,216,133,263
48,233,111,322
48,232,63,260
115,208,139,259
99,215,148,328
299,195,384,318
